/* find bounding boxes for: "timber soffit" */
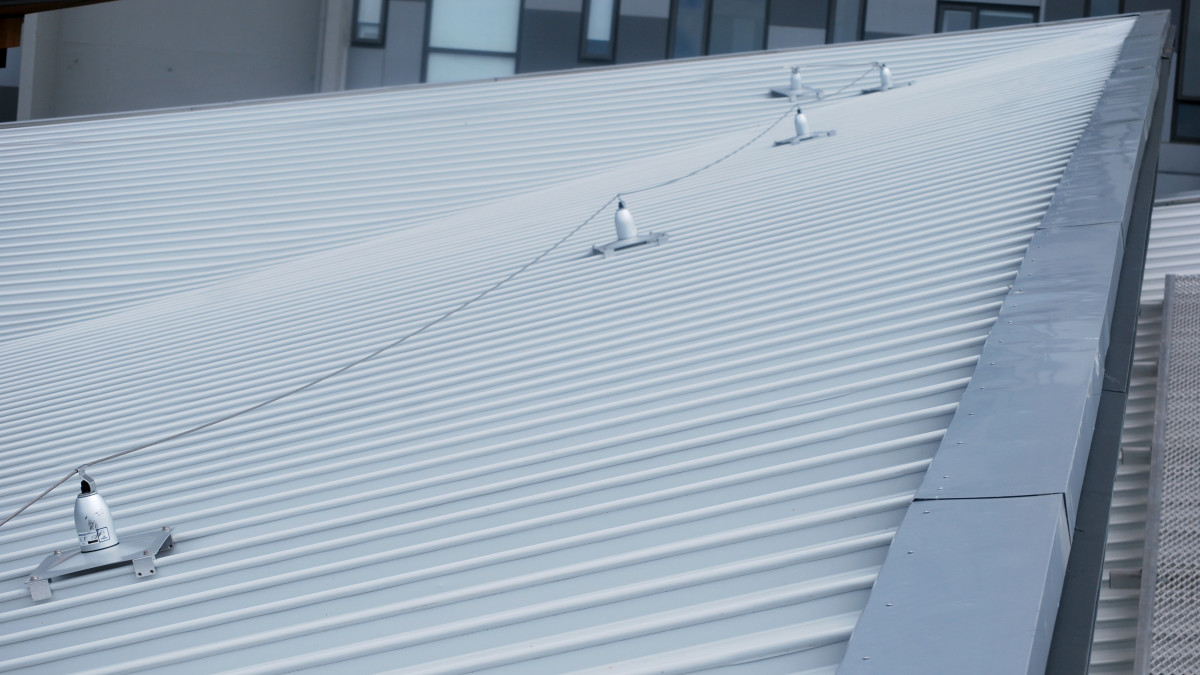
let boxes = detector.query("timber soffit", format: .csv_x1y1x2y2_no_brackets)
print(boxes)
0,17,1136,674
840,11,1168,675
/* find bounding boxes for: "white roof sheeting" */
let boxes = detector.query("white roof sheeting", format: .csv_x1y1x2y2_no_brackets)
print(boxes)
0,18,1137,344
1089,195,1200,674
0,18,1134,673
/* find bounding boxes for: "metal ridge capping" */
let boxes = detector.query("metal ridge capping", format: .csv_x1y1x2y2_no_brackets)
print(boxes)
840,11,1169,674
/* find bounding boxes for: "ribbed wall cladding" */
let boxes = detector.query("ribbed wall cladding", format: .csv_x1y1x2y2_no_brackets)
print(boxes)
1089,196,1200,674
0,18,1132,673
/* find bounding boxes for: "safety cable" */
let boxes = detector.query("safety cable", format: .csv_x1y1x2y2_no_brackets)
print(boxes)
0,63,881,532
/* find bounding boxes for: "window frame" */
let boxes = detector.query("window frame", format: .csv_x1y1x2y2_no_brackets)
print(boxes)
934,1,1038,32
1174,0,1200,142
667,0,771,59
831,0,865,43
667,0,712,59
1084,0,1123,17
580,0,620,62
420,0,524,83
351,0,389,47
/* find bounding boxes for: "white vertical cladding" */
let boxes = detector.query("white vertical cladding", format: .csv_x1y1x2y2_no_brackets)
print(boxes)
1089,197,1200,674
0,19,1133,344
0,18,1134,674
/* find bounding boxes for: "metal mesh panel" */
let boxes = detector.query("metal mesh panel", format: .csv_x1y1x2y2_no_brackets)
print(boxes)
1148,274,1200,674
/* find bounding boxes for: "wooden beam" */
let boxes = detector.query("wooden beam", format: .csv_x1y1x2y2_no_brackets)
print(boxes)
0,16,19,49
0,1,118,19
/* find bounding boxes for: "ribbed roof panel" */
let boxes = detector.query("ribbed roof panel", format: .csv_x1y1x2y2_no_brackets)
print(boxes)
0,18,1134,343
0,18,1133,673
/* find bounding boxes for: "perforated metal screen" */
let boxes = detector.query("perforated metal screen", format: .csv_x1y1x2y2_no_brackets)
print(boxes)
1146,274,1200,674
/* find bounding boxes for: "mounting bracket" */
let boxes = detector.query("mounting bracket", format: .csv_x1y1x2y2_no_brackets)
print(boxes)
773,130,836,146
592,232,669,258
26,526,174,601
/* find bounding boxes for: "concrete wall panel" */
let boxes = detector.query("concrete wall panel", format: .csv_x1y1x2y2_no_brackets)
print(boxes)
30,0,323,118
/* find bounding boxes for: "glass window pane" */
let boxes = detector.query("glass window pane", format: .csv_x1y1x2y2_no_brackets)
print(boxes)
429,0,521,53
355,0,385,43
1181,4,1200,99
671,0,707,58
977,8,1035,29
767,25,826,48
583,0,616,58
426,52,517,83
831,0,862,42
940,8,974,32
769,0,828,29
709,0,767,54
1175,101,1200,142
586,0,615,41
1087,0,1121,16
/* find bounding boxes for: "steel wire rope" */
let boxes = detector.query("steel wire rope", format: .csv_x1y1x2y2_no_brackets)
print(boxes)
0,64,876,533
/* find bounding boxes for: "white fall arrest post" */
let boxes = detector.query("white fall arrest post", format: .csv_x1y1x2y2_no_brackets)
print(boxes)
862,62,913,94
775,108,835,145
770,67,823,101
592,200,668,257
26,468,174,601
74,468,119,552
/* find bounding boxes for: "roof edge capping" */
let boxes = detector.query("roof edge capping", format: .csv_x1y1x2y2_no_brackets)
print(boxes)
837,11,1169,674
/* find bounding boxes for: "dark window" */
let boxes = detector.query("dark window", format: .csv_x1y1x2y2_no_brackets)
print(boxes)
671,0,708,58
581,0,619,60
353,0,388,46
1176,0,1200,142
669,0,768,58
1175,102,1200,142
767,0,834,48
935,2,1037,32
1085,0,1122,16
831,0,865,42
940,7,973,31
709,0,768,53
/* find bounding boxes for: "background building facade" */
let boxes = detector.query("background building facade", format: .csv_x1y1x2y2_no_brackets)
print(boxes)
2,0,1197,193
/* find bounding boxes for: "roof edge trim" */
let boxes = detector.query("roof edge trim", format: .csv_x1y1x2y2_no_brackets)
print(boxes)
837,11,1170,674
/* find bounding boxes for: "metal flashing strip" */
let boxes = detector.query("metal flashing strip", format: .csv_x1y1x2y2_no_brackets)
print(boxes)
916,11,1169,526
839,12,1169,674
841,495,1072,674
1045,34,1167,669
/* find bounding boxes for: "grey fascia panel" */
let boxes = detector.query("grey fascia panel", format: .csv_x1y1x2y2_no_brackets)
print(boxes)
916,335,1103,520
915,224,1124,525
839,13,1167,675
1038,124,1147,231
1036,14,1165,234
839,495,1071,675
915,13,1166,530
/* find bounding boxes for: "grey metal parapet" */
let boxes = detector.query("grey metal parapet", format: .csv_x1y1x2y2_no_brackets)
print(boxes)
914,11,1168,527
839,11,1170,674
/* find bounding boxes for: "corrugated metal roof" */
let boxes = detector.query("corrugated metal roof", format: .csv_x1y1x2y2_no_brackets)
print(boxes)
0,17,1135,673
1089,195,1200,674
0,18,1134,344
